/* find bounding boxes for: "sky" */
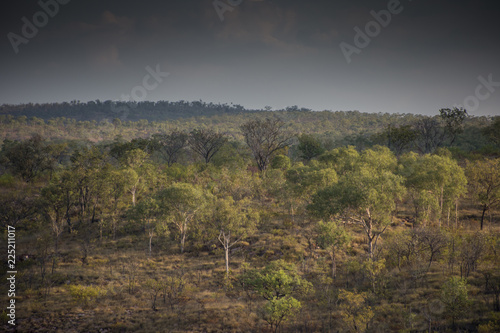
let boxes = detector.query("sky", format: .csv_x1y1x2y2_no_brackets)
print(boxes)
1,0,500,116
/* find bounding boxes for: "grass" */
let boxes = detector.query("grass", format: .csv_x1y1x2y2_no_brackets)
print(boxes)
1,205,499,332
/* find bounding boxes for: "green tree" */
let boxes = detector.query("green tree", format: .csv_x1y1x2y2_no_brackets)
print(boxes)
338,289,374,333
309,146,405,258
1,134,63,182
466,158,500,230
439,107,468,146
240,260,313,301
297,134,325,161
128,196,166,255
285,162,337,222
316,220,351,278
40,180,68,257
317,146,360,176
240,260,312,332
482,116,500,149
210,197,258,277
398,151,467,227
157,183,207,253
377,124,417,156
440,276,470,328
120,148,155,206
270,154,291,170
261,296,301,333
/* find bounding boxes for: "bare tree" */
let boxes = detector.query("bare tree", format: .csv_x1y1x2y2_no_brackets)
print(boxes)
240,117,292,171
151,131,188,166
188,129,227,164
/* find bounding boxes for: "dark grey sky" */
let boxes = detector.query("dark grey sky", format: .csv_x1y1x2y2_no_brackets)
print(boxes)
1,0,500,116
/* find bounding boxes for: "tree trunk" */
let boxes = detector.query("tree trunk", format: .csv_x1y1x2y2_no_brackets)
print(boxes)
225,243,230,278
149,231,153,256
131,188,136,206
330,251,336,279
480,205,487,230
365,210,374,259
180,230,186,254
439,186,444,227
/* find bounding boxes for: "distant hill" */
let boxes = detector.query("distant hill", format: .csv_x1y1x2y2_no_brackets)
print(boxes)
0,100,494,153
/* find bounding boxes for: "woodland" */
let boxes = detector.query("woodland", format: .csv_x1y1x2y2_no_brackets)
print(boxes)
0,103,500,332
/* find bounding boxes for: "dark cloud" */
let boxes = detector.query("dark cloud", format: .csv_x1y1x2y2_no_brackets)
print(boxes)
1,0,499,115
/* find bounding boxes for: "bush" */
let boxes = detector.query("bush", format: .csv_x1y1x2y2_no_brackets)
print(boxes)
68,284,106,307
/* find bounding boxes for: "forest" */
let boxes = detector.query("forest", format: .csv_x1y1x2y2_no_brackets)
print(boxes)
1,104,500,332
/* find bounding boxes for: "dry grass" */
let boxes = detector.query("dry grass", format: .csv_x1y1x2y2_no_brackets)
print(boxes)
1,204,499,332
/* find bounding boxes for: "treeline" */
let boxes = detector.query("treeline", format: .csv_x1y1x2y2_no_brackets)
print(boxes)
1,114,500,331
0,100,252,122
1,104,498,156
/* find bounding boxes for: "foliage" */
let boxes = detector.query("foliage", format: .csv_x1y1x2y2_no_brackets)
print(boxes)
316,220,351,278
338,289,374,333
398,151,467,225
209,196,258,275
240,260,313,301
260,296,301,333
466,158,500,229
297,134,325,161
309,146,405,257
68,285,106,307
270,154,291,170
440,276,470,327
156,183,208,253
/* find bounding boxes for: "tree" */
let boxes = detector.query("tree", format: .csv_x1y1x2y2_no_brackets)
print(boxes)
378,124,418,156
338,289,374,333
398,151,467,227
309,146,405,258
285,163,338,222
261,296,301,333
189,129,227,164
240,260,313,301
297,134,325,161
0,185,38,229
120,149,155,206
482,116,500,149
414,117,446,154
440,276,470,329
240,260,312,332
466,158,500,230
240,117,292,172
439,107,468,146
40,181,68,257
151,130,188,166
210,197,258,277
1,134,63,182
317,146,360,176
414,227,448,272
316,220,351,278
157,183,207,253
270,154,291,170
127,196,165,256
